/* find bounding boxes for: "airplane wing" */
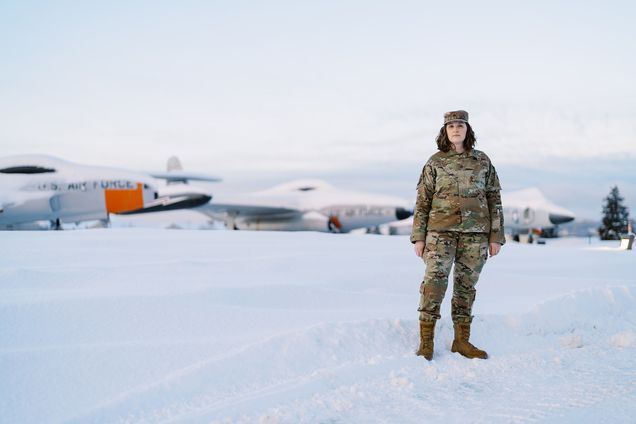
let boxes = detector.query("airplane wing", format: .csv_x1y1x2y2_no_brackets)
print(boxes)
200,202,335,232
117,193,212,215
149,171,222,183
200,202,299,216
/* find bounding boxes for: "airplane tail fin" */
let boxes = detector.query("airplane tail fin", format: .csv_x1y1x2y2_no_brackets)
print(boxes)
150,157,222,184
167,156,183,172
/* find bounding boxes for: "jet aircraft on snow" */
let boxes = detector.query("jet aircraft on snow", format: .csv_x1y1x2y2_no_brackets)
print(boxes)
0,154,220,230
198,179,413,233
502,187,575,238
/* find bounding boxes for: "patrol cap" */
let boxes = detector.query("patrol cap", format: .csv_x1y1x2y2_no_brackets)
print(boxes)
444,110,469,125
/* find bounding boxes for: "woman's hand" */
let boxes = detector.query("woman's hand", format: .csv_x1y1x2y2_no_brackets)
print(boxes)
489,242,501,257
414,241,425,257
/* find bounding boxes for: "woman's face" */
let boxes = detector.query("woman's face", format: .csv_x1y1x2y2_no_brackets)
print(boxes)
446,121,467,145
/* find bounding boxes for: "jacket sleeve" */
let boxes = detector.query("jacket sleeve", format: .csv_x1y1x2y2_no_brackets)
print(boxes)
410,161,436,244
485,163,506,245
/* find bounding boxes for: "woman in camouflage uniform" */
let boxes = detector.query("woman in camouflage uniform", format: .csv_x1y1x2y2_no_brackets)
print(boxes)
411,110,505,361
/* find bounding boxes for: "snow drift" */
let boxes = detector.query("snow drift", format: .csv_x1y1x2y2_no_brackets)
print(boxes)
0,230,634,423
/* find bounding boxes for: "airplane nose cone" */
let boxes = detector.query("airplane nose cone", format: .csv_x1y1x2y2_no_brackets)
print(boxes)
549,213,575,225
395,207,413,220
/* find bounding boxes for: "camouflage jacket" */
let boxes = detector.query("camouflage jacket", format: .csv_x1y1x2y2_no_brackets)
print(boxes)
410,149,505,245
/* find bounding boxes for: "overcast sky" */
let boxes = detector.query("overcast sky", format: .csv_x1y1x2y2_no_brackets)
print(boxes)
1,1,634,219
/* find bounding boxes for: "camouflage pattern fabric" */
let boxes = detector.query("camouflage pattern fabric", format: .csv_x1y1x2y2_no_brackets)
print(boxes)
410,149,505,245
444,110,469,124
418,231,488,323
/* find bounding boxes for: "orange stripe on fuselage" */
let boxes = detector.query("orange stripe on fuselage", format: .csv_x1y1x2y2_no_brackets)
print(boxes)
105,183,144,213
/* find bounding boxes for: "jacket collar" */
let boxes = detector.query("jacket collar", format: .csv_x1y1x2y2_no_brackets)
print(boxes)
442,148,477,158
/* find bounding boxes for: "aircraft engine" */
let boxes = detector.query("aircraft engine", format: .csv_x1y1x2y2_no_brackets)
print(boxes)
395,207,413,220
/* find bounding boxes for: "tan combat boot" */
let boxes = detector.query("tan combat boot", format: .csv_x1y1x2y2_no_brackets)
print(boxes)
451,322,488,359
415,320,436,360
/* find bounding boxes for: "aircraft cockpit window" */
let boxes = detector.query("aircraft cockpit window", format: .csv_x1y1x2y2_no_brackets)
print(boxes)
297,186,316,191
0,166,56,174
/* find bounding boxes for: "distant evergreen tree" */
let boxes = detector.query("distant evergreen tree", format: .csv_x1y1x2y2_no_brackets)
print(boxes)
598,186,630,240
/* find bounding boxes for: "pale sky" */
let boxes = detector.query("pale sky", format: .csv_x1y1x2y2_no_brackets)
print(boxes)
1,0,634,219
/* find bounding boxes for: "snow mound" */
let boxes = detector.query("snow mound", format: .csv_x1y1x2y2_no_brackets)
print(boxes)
69,287,636,423
68,319,415,423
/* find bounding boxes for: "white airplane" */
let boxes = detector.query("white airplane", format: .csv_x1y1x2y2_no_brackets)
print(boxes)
502,187,575,237
0,154,220,230
381,187,575,238
199,179,413,233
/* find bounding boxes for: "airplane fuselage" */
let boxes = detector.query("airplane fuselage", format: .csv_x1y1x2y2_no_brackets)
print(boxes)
0,155,214,229
1,175,157,228
502,188,576,234
210,179,413,233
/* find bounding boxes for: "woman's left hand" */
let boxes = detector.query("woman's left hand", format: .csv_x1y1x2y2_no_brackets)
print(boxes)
489,243,501,257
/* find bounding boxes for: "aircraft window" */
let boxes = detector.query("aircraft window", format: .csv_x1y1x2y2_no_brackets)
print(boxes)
297,187,316,191
523,207,534,224
0,166,56,174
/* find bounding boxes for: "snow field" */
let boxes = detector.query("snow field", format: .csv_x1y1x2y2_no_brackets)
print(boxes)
0,230,634,423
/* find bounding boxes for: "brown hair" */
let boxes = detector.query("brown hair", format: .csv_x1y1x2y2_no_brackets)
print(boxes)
435,123,477,152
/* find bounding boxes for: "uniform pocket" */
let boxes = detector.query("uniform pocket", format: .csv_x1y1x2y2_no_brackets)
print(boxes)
424,233,438,255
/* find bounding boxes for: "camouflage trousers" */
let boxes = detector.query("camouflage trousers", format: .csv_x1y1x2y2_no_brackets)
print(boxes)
418,231,489,323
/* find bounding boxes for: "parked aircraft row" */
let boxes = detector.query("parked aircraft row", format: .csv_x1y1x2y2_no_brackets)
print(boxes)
0,155,411,232
0,155,575,236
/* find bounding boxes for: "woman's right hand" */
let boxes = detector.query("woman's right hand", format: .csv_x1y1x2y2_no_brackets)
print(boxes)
414,241,425,257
